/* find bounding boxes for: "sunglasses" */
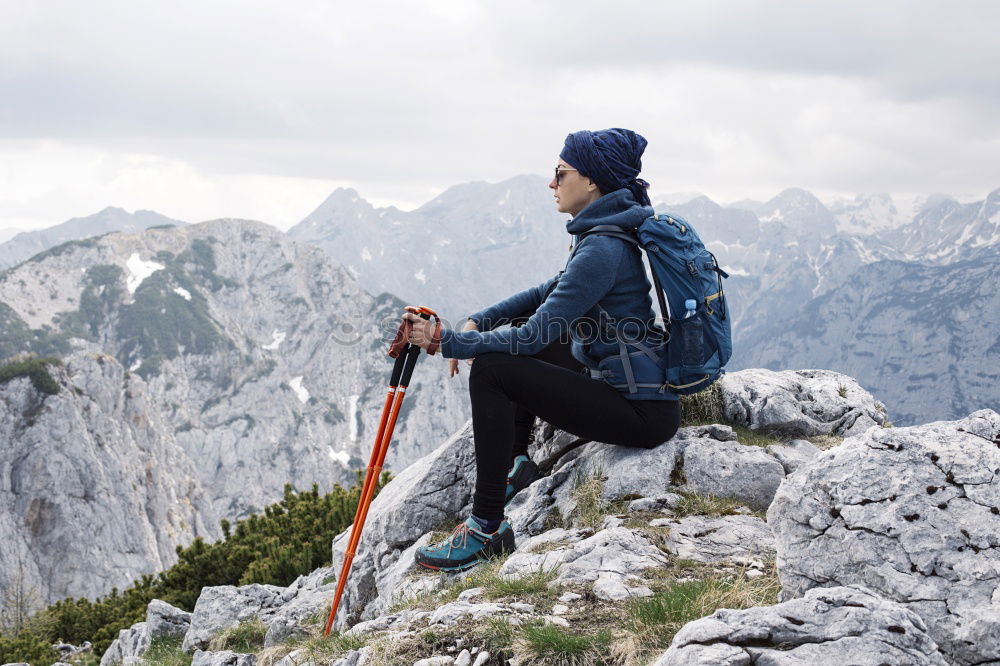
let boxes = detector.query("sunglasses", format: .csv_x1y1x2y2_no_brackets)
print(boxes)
554,166,578,186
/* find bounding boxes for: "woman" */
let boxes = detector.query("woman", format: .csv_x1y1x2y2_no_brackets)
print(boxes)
401,128,681,571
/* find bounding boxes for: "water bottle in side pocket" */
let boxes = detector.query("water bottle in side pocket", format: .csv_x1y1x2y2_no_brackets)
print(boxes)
681,298,703,368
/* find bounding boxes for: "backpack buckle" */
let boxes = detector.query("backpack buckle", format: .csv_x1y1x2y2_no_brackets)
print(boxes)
686,260,699,276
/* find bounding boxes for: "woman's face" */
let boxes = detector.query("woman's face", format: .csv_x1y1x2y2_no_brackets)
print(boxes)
550,159,599,216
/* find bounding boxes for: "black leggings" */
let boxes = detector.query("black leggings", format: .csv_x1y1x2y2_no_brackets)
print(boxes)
468,336,681,521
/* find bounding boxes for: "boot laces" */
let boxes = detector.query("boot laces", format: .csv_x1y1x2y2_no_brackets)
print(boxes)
429,521,485,557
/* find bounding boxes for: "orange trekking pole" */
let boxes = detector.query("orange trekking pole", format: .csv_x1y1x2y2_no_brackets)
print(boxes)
324,306,440,636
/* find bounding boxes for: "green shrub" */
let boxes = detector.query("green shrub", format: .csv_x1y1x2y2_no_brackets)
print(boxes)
0,630,58,666
9,472,389,662
0,357,62,395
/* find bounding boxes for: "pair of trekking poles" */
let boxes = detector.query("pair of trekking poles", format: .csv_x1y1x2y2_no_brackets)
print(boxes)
323,306,439,636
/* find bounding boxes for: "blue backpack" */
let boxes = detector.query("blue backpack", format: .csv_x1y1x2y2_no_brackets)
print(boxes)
580,212,732,395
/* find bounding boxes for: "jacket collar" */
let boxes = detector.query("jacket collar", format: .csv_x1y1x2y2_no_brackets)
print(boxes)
565,188,653,236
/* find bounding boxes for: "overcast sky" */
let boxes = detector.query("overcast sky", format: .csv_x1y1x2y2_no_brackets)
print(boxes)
1,0,998,231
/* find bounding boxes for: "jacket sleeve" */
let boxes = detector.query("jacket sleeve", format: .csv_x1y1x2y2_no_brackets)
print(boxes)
441,237,625,359
466,275,558,332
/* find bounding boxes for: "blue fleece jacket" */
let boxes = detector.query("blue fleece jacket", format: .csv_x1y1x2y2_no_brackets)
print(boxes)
440,189,678,401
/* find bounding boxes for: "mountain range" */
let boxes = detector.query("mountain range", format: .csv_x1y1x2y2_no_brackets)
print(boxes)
1,178,997,605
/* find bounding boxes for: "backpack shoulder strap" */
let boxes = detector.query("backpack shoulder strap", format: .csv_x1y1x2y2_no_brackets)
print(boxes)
574,223,672,331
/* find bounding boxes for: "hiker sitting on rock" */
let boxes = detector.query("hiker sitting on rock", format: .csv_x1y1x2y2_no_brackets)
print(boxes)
401,128,680,571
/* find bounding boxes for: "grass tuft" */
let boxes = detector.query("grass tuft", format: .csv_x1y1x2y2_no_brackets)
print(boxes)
671,491,746,518
142,638,192,666
516,621,614,665
626,568,780,653
569,469,609,531
679,383,725,426
208,617,267,653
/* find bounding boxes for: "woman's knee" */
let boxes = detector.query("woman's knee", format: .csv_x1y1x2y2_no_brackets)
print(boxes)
468,352,514,376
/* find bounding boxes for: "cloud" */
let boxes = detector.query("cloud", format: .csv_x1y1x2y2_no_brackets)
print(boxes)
0,0,997,229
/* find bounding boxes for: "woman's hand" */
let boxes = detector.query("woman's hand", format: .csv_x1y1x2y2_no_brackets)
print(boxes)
448,319,478,377
401,309,439,352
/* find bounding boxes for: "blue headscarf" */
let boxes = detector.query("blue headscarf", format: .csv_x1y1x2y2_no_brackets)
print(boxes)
560,128,651,206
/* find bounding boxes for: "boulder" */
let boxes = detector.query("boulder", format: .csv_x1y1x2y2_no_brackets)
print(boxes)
499,527,668,599
719,369,887,437
653,585,947,665
99,623,150,666
190,651,257,666
662,515,775,564
554,438,684,500
766,439,821,474
768,409,1000,665
682,440,785,511
146,599,192,640
181,584,286,653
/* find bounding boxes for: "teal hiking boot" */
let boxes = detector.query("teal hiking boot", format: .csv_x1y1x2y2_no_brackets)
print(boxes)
414,517,515,572
505,455,541,506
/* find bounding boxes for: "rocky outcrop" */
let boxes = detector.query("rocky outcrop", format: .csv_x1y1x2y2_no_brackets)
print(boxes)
0,356,211,604
654,586,948,665
88,375,1000,666
768,409,1000,665
661,515,774,564
719,368,887,437
100,599,191,666
681,439,785,511
0,219,469,603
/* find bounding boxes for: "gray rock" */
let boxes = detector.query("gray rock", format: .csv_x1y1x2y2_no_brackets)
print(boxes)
555,438,684,501
499,527,668,596
504,459,580,538
146,599,191,639
768,409,1000,666
427,601,524,626
327,423,477,629
332,648,369,666
412,658,453,666
99,622,150,666
508,424,741,539
766,439,820,474
662,515,775,564
472,653,489,666
592,573,653,601
181,584,286,653
190,651,257,666
653,586,947,665
0,354,212,606
682,439,785,511
454,649,472,666
719,368,887,437
529,428,586,472
627,493,683,512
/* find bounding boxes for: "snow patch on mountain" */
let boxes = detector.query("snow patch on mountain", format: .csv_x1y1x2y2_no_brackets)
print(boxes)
289,376,310,404
348,395,360,441
125,254,165,293
327,447,350,468
262,330,286,351
173,287,192,301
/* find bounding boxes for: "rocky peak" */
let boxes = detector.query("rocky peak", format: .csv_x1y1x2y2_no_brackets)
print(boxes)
755,187,835,234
